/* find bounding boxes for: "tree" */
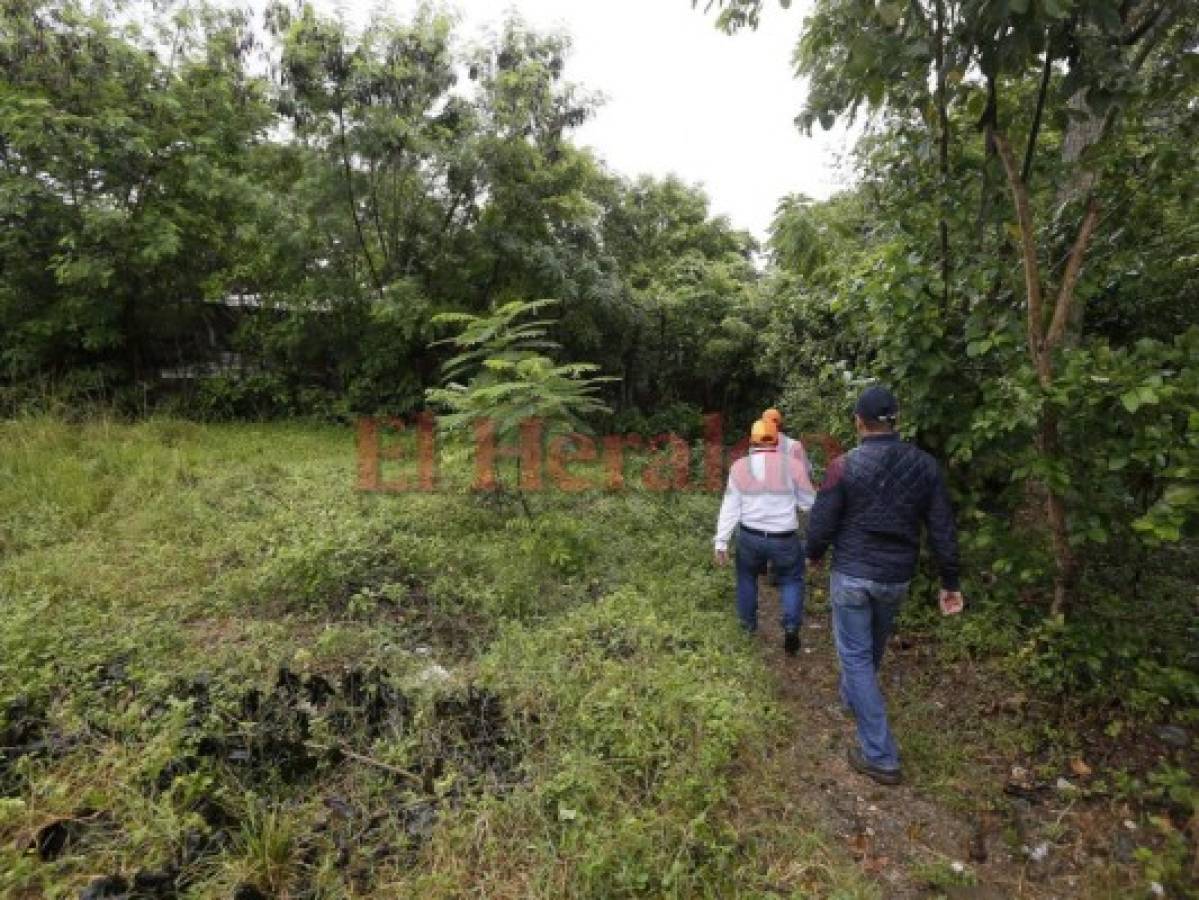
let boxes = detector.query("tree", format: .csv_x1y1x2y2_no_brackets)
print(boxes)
0,0,274,387
269,1,469,298
704,0,1199,615
253,6,619,417
597,175,764,417
426,299,613,512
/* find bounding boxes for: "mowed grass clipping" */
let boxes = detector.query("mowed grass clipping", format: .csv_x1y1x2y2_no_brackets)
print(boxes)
0,417,874,898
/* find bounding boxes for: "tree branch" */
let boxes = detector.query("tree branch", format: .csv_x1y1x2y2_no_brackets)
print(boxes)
1123,0,1166,45
304,740,423,783
337,102,384,297
1022,38,1053,185
366,157,391,276
992,130,1049,382
1046,197,1100,349
976,73,998,132
1130,1,1182,69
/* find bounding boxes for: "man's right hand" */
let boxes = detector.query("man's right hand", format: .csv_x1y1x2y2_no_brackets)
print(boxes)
714,548,729,567
939,590,965,616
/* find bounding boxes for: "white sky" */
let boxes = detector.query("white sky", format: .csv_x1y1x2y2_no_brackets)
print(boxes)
328,0,856,241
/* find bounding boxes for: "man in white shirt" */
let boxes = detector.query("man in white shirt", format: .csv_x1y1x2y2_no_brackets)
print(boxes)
714,418,816,655
763,407,812,587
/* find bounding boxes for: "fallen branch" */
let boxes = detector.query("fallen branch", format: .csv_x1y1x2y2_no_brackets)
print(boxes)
305,740,423,784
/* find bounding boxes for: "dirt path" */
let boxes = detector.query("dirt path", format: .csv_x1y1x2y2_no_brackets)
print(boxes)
751,585,1089,899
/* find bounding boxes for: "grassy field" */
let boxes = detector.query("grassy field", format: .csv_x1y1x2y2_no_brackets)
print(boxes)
0,418,876,898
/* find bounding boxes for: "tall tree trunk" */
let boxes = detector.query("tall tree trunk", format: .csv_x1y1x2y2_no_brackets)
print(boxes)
1039,409,1077,616
993,132,1101,617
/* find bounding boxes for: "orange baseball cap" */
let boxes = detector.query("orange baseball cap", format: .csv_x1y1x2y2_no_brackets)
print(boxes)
750,418,779,446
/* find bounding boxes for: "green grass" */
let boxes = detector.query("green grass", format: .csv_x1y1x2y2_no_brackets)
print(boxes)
0,416,874,898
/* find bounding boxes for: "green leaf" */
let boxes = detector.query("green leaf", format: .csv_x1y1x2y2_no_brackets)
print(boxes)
1120,391,1141,413
1163,485,1198,507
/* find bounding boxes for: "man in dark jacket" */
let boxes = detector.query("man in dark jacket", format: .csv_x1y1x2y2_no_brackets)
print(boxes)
807,386,964,785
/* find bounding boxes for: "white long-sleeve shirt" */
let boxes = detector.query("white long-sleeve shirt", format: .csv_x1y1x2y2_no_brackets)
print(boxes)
714,444,816,551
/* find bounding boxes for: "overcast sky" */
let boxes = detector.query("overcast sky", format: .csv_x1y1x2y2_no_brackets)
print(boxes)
324,0,856,240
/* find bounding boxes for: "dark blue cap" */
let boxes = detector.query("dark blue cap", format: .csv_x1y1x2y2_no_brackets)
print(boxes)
854,385,899,423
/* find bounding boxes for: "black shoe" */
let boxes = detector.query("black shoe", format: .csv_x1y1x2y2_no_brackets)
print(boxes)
847,746,902,785
783,630,801,656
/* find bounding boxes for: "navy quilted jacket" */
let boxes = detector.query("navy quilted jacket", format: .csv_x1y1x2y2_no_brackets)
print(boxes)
806,433,960,590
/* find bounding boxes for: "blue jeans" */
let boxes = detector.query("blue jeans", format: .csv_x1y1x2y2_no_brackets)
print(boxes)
830,571,909,771
734,528,805,633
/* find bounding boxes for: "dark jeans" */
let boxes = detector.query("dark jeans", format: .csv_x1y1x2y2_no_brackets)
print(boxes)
735,528,805,633
830,571,909,770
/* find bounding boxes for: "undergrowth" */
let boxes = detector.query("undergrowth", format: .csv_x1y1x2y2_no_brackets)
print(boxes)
0,417,867,898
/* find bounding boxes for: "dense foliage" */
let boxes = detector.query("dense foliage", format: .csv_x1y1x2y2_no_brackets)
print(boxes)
0,0,763,427
4,0,1196,700
714,0,1198,723
2,0,1198,893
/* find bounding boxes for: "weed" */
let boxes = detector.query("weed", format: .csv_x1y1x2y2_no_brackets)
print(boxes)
911,856,978,891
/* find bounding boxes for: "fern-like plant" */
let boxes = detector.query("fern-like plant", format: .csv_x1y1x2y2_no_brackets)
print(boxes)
426,299,615,510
